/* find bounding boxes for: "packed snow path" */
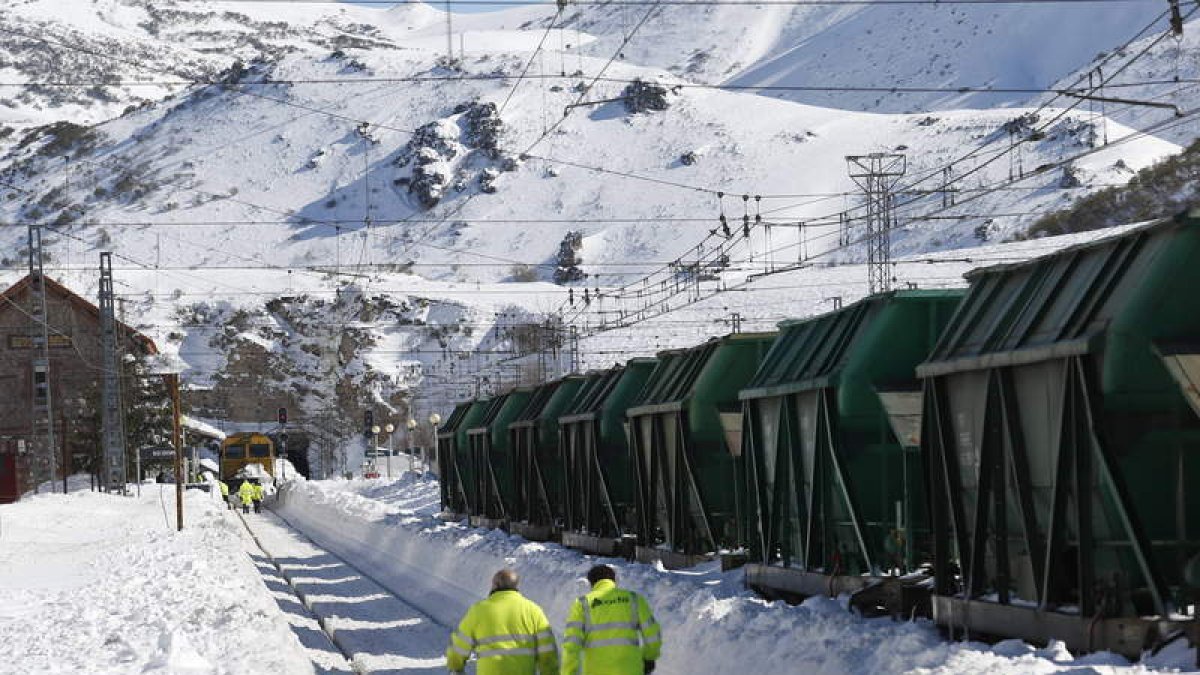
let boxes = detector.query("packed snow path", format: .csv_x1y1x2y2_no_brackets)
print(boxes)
239,506,448,674
237,515,354,674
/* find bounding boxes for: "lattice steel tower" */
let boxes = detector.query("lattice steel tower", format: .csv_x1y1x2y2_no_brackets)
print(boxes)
26,223,56,492
846,153,906,295
99,252,127,492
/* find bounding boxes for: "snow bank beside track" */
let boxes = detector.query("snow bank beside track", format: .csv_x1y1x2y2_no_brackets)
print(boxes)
0,485,316,675
277,477,1195,674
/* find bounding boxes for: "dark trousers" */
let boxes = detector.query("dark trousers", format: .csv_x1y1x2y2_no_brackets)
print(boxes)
253,500,262,513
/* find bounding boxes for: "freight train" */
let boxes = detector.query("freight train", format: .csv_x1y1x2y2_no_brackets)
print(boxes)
435,211,1200,660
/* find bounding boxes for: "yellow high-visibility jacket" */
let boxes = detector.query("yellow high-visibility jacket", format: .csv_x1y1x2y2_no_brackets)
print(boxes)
562,579,662,675
237,481,256,503
252,484,264,501
218,481,229,497
446,589,559,675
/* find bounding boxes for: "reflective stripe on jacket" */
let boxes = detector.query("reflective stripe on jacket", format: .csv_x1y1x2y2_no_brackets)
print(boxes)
561,579,662,675
446,589,559,675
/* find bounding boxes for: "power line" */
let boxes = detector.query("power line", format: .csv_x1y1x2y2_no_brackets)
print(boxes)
7,75,1196,95
0,24,800,204
519,0,664,159
165,0,1164,5
0,216,740,226
498,6,563,114
553,4,1183,328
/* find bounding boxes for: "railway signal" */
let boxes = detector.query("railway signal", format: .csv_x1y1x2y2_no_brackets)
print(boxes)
277,406,288,425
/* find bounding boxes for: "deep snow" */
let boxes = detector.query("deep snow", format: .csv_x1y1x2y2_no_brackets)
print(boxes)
274,474,1199,674
0,481,318,674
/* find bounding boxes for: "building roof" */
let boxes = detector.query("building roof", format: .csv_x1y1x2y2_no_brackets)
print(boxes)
0,273,158,355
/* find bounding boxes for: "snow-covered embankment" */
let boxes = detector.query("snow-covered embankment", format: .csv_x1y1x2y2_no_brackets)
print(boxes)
276,477,1196,674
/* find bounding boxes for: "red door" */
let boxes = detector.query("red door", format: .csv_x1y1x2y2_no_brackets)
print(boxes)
0,454,19,504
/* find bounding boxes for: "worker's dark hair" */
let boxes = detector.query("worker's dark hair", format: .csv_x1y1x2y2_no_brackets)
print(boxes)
586,564,617,586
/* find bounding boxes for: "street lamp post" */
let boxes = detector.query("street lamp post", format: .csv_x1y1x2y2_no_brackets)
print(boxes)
370,424,380,478
406,418,417,473
428,413,442,476
384,423,395,478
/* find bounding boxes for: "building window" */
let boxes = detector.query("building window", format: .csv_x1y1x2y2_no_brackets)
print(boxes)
33,365,48,406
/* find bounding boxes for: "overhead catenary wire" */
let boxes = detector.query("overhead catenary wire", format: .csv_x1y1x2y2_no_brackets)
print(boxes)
8,76,1198,96
164,0,1166,5
519,0,665,159
497,5,564,114
546,4,1186,329
552,101,1191,346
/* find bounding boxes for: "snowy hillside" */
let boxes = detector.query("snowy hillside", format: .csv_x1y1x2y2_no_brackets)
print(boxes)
556,1,1161,112
0,0,1193,430
1044,10,1200,146
0,48,1178,280
0,0,441,136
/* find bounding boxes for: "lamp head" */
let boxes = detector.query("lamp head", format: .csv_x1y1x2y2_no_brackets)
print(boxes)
370,425,380,434
406,418,418,430
429,413,442,425
384,423,395,433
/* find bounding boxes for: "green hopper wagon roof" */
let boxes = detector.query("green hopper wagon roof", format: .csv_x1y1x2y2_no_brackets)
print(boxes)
437,402,475,437
741,289,963,400
630,332,776,413
562,359,657,420
563,369,620,418
918,212,1200,378
471,392,516,431
511,381,563,425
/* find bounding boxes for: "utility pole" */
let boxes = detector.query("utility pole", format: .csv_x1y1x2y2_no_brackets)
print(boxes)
27,223,57,493
445,0,455,65
1169,0,1184,36
846,153,906,295
98,253,127,493
569,324,580,373
169,373,183,531
941,167,957,208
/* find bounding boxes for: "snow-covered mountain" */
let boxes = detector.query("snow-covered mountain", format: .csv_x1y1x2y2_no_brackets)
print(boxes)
557,1,1161,112
0,0,1193,429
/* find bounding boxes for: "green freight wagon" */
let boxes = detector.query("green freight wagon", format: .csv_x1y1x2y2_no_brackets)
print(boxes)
466,388,533,528
628,332,776,568
738,290,962,615
917,212,1200,658
508,375,586,542
436,399,488,518
559,359,657,556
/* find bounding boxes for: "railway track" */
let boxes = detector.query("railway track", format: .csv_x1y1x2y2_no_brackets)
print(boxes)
236,505,450,674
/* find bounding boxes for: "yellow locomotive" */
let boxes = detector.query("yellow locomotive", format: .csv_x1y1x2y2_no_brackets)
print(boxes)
220,432,275,485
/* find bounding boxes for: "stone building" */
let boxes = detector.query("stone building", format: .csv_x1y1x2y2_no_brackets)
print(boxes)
0,273,159,501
